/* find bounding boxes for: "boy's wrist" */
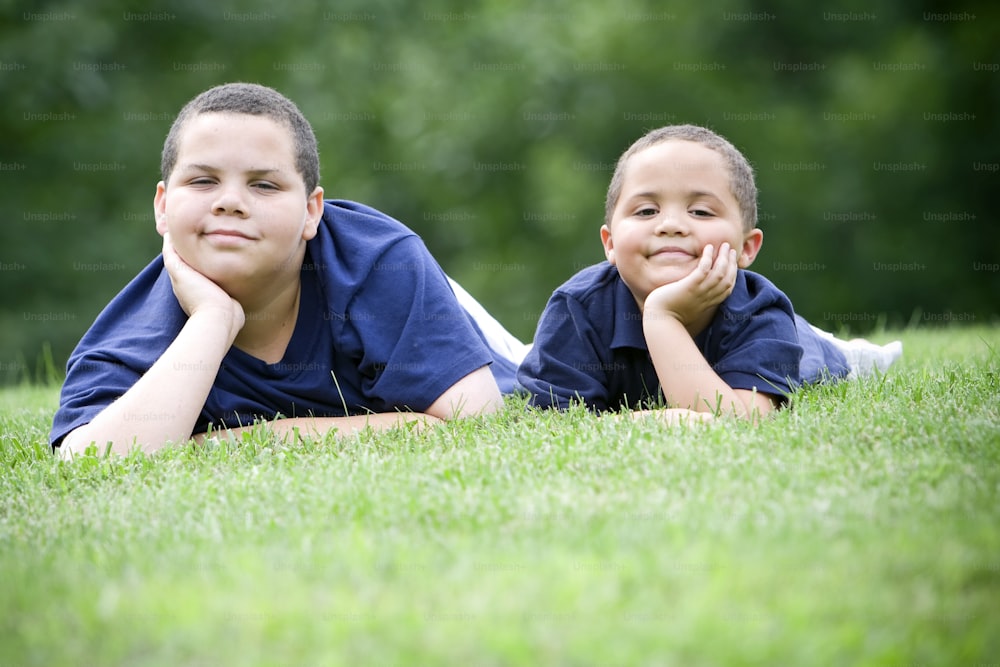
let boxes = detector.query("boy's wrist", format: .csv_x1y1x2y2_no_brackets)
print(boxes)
187,304,245,340
643,292,700,327
642,306,686,325
643,300,714,339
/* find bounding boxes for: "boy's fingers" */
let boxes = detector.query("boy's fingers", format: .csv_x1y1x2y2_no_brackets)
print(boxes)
701,244,715,271
700,242,730,288
161,233,195,278
718,244,735,281
161,233,182,268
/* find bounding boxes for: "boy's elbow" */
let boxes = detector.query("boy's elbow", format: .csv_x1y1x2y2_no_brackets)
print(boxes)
58,426,147,458
55,441,75,460
426,366,503,420
729,389,780,421
58,428,96,458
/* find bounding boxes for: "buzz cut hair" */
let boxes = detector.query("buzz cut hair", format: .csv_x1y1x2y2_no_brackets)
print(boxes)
604,124,758,232
160,82,320,195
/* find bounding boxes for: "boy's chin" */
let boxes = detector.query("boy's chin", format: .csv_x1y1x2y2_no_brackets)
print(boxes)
631,277,696,306
187,260,249,289
644,268,690,288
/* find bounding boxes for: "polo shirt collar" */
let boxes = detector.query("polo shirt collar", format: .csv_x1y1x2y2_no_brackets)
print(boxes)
609,277,647,351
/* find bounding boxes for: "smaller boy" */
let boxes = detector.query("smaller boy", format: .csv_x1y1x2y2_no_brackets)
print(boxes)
51,82,521,457
517,124,900,418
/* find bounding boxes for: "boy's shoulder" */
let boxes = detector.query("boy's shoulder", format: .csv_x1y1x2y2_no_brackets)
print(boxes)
544,263,640,342
320,199,417,238
554,261,622,302
311,199,424,272
727,269,794,313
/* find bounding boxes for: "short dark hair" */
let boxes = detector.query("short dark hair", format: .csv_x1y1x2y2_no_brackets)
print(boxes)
605,124,757,232
160,82,320,195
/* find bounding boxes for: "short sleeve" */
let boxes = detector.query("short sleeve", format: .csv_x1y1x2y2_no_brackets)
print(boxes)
707,293,802,397
49,259,184,447
340,237,494,413
50,352,142,448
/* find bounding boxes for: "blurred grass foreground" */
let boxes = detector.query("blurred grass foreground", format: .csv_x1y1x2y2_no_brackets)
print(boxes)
1,325,998,664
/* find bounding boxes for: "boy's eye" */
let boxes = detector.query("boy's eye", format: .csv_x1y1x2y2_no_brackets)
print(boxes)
636,207,658,217
252,181,278,191
190,177,216,185
690,208,714,218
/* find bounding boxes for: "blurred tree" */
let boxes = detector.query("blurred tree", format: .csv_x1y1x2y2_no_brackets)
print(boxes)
1,0,997,382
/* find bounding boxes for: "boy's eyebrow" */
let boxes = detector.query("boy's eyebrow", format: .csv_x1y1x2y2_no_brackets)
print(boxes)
623,190,661,202
688,189,726,202
180,163,284,176
624,188,726,202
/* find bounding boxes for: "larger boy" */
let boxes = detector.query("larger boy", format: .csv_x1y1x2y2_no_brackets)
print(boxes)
52,83,515,456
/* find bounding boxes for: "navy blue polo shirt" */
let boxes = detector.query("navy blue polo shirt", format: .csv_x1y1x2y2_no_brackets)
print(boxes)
51,200,505,445
517,262,848,411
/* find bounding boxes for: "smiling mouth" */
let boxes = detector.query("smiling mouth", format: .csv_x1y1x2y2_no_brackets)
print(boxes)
205,230,253,240
650,247,694,259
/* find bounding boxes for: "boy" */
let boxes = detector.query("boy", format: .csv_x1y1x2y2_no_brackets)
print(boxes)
52,82,521,457
517,124,901,418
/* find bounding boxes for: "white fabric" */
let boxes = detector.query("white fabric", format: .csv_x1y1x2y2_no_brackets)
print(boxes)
448,277,532,365
809,324,903,380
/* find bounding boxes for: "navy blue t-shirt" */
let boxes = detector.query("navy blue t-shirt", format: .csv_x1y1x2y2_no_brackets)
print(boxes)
50,200,514,446
517,262,849,411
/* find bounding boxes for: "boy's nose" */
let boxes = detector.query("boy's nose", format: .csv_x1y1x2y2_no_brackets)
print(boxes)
654,211,687,234
212,186,249,217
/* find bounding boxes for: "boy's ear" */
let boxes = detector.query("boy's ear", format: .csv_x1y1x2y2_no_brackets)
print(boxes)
600,224,616,265
301,186,324,241
153,181,168,236
738,228,764,268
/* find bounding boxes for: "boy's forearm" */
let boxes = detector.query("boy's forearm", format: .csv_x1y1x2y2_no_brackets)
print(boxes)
195,412,443,445
60,309,238,457
239,367,501,442
643,313,767,419
622,408,714,425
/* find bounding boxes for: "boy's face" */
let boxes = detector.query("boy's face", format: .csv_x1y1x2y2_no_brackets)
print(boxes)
601,140,762,306
153,112,323,296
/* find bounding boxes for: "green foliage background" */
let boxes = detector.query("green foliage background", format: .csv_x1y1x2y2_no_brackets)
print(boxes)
1,0,997,382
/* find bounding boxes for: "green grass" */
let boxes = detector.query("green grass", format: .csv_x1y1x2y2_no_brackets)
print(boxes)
2,325,998,666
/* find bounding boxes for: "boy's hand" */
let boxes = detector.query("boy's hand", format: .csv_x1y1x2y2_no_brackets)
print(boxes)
643,242,737,332
162,233,245,338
